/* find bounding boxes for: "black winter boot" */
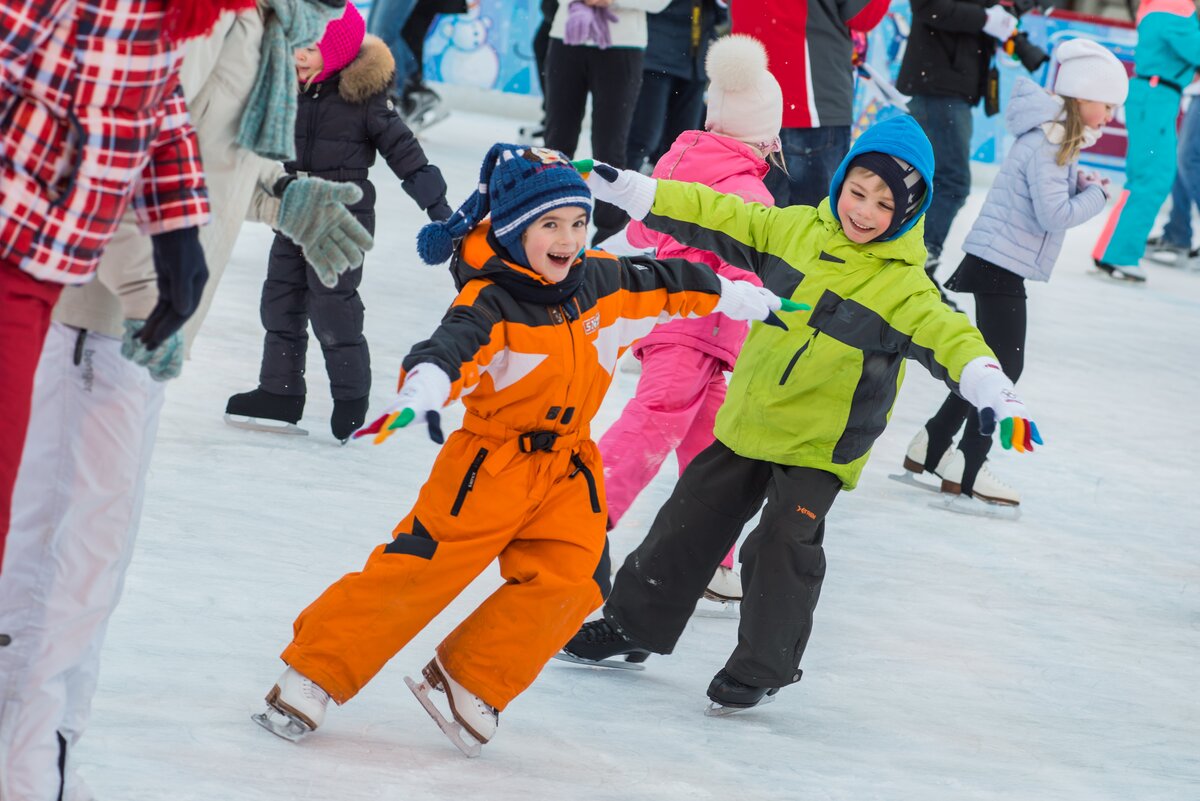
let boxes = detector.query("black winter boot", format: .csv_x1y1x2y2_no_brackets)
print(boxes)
225,389,304,424
706,669,780,709
561,619,651,665
331,396,369,442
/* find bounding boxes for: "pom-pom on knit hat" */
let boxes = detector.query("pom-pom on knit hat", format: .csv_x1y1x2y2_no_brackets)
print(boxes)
418,144,593,266
314,2,365,83
704,34,784,151
1052,38,1129,106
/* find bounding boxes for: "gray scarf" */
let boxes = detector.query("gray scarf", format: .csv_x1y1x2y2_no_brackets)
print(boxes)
237,0,344,161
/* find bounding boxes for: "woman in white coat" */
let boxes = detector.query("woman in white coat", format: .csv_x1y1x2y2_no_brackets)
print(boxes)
0,3,370,797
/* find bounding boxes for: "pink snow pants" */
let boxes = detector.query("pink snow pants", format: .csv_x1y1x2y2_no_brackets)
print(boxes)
599,344,734,569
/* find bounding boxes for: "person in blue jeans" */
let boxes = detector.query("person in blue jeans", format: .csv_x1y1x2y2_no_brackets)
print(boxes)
626,0,725,173
1149,88,1200,264
367,0,418,92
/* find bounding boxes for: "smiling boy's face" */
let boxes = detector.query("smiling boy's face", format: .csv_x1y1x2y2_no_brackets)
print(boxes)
521,207,589,283
837,166,895,244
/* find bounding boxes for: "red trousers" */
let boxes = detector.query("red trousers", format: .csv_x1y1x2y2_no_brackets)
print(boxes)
0,264,63,573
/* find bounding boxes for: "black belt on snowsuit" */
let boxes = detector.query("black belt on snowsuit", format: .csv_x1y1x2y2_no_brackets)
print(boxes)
286,167,371,181
1133,74,1183,94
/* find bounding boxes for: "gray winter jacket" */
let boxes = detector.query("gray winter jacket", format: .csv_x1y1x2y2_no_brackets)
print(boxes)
961,78,1108,282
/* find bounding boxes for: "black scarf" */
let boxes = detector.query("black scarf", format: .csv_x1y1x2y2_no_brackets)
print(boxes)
487,231,587,320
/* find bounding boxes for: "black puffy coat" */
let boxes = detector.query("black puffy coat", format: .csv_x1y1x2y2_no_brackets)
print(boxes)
895,0,994,105
286,34,451,224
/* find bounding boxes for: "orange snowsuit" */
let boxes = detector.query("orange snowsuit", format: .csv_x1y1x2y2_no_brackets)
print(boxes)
281,222,728,711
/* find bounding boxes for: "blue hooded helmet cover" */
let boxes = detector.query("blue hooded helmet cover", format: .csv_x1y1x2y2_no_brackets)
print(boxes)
827,115,936,242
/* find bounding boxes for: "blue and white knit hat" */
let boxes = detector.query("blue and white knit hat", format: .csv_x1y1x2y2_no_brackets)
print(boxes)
418,143,593,266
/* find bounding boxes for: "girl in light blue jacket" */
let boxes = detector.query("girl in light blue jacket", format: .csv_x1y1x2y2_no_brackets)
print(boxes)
903,39,1129,510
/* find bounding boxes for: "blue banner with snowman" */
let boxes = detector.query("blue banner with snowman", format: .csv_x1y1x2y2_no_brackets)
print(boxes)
354,1,542,95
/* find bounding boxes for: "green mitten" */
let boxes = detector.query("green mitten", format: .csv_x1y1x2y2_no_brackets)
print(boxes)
276,177,375,287
122,320,184,382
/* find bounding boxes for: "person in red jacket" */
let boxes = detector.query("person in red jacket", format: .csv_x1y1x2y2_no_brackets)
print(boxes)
733,0,891,208
0,0,240,576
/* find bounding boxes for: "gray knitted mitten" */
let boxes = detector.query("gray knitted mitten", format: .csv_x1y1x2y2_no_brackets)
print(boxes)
277,177,375,286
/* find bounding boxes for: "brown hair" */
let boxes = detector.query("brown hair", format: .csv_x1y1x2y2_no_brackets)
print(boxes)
1056,97,1090,167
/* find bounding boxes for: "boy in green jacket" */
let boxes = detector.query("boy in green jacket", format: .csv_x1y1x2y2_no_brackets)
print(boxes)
558,115,1042,713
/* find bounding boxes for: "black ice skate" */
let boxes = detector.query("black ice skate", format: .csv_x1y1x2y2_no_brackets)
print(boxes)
224,389,307,436
704,669,780,717
1093,258,1147,283
553,618,651,671
331,396,369,443
401,84,448,134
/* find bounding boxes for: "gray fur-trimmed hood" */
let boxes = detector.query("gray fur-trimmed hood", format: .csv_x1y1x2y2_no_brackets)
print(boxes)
338,35,395,104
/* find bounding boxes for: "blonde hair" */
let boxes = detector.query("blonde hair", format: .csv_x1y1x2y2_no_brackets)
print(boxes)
1056,97,1089,167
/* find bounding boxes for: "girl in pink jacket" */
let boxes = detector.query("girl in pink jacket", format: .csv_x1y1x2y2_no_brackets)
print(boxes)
599,34,783,603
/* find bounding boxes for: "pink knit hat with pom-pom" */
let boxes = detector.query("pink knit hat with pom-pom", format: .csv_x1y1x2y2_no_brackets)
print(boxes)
314,3,365,83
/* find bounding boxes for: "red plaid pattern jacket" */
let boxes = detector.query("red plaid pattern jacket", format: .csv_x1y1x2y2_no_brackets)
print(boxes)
0,0,210,284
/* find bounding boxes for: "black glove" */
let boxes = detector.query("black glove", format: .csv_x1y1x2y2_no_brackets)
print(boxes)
427,199,453,222
139,227,209,350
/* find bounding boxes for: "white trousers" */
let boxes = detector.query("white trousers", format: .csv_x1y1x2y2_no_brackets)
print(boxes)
0,323,164,801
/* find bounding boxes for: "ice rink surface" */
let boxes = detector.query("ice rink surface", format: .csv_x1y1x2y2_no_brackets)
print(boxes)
77,110,1199,800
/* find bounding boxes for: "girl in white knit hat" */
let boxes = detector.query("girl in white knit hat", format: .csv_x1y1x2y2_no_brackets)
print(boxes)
597,34,783,608
901,38,1128,515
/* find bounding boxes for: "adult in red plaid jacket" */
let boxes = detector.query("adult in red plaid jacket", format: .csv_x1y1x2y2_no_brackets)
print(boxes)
0,1,219,574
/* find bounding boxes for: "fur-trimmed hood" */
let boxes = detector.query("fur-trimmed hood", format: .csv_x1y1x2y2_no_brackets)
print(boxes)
336,34,395,104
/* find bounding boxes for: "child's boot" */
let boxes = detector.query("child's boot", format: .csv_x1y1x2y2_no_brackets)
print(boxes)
704,565,742,602
423,656,498,745
253,666,330,741
939,451,1020,506
903,426,954,478
225,389,306,435
556,618,652,668
705,668,780,716
331,396,369,443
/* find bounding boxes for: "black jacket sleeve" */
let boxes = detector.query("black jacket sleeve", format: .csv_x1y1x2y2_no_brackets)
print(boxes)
365,92,451,217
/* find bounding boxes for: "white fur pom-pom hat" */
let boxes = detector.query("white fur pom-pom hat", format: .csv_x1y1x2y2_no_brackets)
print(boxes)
704,34,784,151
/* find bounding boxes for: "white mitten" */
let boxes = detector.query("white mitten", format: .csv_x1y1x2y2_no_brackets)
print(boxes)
982,5,1018,41
583,162,658,220
363,363,452,444
959,357,1025,420
713,275,783,322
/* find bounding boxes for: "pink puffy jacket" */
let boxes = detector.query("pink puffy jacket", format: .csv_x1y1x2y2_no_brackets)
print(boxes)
627,130,773,369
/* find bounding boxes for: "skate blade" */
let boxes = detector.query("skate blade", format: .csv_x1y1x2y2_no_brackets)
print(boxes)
1090,267,1147,284
404,676,482,758
408,108,450,135
694,598,740,619
551,651,647,671
930,494,1021,521
223,413,309,436
704,693,778,717
251,708,310,742
887,471,943,494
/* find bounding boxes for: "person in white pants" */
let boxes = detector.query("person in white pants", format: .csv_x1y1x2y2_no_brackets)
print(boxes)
0,324,164,801
0,4,369,797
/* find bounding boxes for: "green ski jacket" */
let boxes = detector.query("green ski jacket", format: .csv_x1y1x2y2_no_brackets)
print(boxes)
643,179,998,489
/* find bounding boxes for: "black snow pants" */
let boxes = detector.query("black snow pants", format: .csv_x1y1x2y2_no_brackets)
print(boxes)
257,187,375,402
922,291,1027,494
605,440,842,689
542,39,644,245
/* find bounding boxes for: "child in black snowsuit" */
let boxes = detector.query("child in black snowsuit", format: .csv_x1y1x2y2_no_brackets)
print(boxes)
226,4,452,441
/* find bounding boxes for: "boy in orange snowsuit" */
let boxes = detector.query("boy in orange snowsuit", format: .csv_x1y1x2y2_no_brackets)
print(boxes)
254,143,784,755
